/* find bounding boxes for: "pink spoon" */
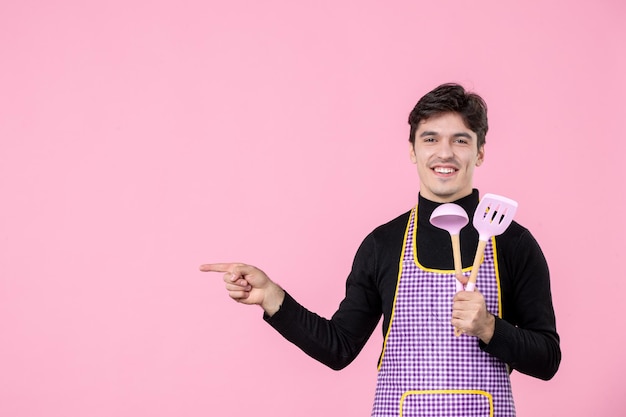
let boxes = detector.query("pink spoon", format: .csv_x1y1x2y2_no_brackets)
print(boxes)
430,203,469,283
430,203,470,337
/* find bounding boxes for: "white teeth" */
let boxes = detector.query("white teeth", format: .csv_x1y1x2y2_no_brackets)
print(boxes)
434,167,455,174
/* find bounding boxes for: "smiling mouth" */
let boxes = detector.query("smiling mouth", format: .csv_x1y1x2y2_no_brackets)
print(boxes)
433,167,457,174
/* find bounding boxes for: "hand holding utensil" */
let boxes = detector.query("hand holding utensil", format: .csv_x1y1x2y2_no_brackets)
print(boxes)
453,194,518,336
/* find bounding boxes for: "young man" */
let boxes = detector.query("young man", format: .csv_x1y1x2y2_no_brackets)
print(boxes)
201,84,560,416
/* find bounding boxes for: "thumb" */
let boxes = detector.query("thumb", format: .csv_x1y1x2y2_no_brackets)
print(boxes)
456,273,469,285
230,264,267,285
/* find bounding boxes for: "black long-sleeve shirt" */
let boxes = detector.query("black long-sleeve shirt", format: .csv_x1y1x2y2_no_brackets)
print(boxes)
265,190,561,380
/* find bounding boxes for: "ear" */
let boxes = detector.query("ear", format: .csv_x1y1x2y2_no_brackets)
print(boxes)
475,145,485,166
409,142,417,164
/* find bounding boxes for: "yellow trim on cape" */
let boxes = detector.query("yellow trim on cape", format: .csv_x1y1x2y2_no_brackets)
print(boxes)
377,206,414,371
399,390,494,417
492,235,503,318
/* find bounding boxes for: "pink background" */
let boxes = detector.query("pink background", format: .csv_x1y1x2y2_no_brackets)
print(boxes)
1,1,625,416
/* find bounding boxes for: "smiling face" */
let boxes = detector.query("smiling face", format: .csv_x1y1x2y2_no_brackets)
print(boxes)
410,112,484,203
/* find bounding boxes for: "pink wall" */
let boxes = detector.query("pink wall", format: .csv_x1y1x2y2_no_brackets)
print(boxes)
1,1,624,416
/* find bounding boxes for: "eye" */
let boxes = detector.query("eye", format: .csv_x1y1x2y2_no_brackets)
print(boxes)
454,138,469,145
423,137,436,143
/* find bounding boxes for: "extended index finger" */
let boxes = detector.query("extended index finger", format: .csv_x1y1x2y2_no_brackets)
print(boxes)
199,263,236,273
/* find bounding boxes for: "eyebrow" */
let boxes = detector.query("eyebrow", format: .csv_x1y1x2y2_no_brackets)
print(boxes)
419,131,474,140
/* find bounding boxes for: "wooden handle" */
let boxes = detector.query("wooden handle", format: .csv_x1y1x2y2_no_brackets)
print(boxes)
452,234,464,337
468,239,487,285
451,234,462,277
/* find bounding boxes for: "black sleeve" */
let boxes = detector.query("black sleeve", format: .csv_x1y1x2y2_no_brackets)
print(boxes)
263,233,383,370
482,228,561,380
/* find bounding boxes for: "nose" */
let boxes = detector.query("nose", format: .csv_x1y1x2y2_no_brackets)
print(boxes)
436,139,454,160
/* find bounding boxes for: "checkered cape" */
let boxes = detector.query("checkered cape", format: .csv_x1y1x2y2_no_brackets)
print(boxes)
371,207,515,417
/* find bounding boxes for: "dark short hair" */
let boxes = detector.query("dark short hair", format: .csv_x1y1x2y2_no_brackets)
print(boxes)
408,83,488,149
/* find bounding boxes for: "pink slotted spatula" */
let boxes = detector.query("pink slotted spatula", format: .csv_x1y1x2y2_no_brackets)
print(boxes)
466,194,518,292
454,193,518,337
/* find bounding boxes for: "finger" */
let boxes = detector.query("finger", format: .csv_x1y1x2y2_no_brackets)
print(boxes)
451,318,465,332
225,281,251,291
451,306,465,320
200,263,258,277
453,291,479,302
233,278,250,287
201,263,257,276
200,263,237,273
222,272,243,284
456,273,469,286
228,289,251,301
229,264,257,276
